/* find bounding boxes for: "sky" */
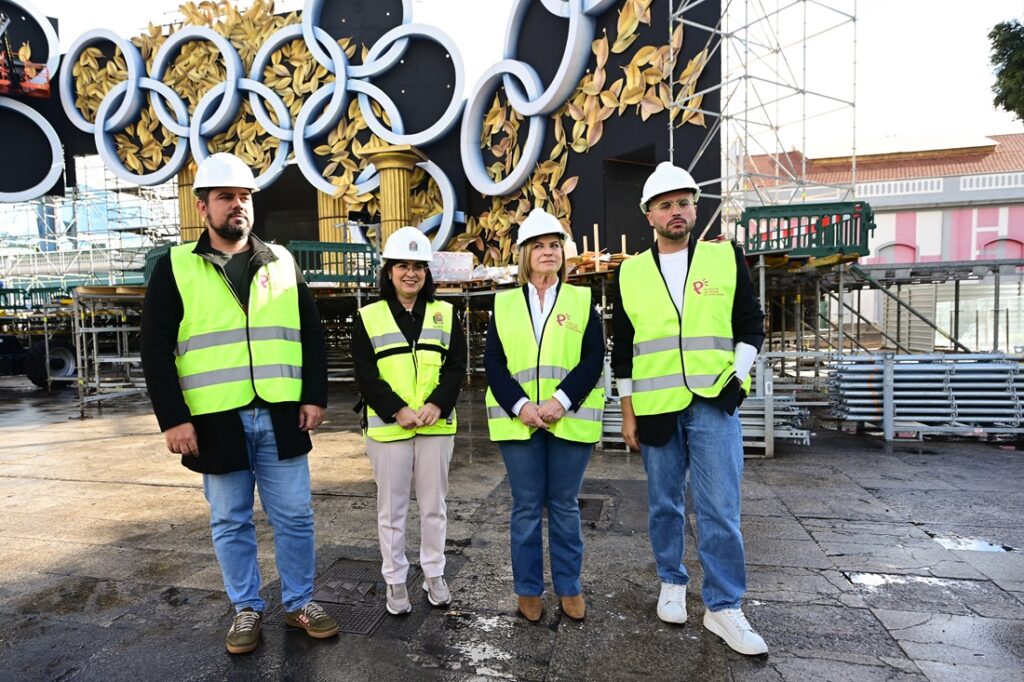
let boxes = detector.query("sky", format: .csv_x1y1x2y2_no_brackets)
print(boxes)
27,0,1024,153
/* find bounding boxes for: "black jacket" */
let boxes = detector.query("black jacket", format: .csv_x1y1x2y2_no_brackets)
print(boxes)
352,295,467,422
141,232,328,474
610,236,765,446
484,282,605,415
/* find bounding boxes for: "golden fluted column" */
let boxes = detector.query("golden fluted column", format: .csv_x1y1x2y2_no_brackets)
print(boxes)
177,162,205,243
316,191,349,280
355,144,427,246
317,192,349,243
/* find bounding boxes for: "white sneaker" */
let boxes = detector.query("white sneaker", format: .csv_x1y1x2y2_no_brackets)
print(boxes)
703,608,768,655
422,576,452,606
656,582,687,624
386,583,412,615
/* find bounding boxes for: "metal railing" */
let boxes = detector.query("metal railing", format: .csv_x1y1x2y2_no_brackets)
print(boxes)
287,241,378,286
737,202,875,259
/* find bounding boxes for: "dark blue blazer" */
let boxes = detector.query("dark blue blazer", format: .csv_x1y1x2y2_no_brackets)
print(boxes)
484,283,605,416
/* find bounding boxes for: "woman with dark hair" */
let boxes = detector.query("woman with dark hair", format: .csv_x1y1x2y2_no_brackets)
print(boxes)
483,208,605,623
353,226,466,615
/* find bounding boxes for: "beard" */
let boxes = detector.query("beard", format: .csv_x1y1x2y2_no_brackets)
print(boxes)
655,221,691,242
209,214,250,242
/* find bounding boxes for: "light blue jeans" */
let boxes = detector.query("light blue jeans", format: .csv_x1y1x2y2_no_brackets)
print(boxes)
202,407,315,613
499,430,593,597
640,399,746,611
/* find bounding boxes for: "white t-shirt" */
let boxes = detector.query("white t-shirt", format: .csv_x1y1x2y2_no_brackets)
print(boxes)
658,247,689,312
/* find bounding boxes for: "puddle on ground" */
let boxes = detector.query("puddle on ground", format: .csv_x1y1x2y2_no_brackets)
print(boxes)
845,572,961,589
931,536,1016,552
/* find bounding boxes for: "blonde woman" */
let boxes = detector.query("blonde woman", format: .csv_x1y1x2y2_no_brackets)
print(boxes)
483,208,605,622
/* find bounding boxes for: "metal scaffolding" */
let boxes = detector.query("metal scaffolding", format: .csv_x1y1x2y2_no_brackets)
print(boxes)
0,155,180,289
71,286,147,415
669,0,858,229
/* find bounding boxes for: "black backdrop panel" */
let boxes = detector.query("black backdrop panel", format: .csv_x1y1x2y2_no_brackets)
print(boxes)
0,4,67,196
30,0,721,243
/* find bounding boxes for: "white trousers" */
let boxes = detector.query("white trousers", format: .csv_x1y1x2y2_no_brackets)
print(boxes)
366,434,454,584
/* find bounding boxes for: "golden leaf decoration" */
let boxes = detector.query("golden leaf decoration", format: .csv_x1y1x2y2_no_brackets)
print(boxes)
633,45,658,67
611,32,638,54
593,35,609,69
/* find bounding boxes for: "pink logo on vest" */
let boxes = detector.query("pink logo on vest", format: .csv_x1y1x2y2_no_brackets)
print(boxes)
692,278,724,297
259,274,270,288
556,313,582,333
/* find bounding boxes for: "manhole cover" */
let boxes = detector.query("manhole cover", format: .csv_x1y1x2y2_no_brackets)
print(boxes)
267,558,421,636
578,495,607,522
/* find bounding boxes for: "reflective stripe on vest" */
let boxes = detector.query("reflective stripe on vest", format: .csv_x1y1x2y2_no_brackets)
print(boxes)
176,326,302,355
618,242,749,416
485,284,605,443
359,299,458,442
170,243,303,416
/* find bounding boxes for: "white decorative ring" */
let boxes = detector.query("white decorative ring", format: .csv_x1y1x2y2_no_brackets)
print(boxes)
93,78,190,186
502,0,595,117
461,60,547,197
355,23,465,148
0,97,64,202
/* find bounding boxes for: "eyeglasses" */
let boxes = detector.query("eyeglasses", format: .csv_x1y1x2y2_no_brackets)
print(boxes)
652,198,696,212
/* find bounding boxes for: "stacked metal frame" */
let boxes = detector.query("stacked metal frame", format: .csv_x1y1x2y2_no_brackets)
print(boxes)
829,353,1024,440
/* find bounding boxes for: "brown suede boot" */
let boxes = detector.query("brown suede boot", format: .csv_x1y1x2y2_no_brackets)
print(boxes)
517,595,543,622
560,594,586,621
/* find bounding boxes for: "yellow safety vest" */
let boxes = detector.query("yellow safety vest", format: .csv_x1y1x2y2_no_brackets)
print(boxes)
485,284,605,443
170,243,303,416
358,299,457,442
618,240,750,415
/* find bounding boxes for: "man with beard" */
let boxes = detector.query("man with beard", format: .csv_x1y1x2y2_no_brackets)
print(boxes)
610,162,768,655
141,153,338,654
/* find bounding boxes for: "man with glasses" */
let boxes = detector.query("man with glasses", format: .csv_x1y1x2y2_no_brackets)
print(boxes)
611,162,768,655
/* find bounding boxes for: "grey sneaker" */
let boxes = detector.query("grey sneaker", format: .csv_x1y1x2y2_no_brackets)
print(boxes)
422,576,452,606
386,583,412,615
225,607,262,655
284,601,339,639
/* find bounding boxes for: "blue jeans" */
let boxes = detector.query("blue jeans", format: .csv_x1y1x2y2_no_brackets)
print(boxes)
202,407,315,613
499,430,592,597
640,399,746,611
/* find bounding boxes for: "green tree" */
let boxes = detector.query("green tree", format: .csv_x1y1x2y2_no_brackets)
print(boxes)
990,19,1024,122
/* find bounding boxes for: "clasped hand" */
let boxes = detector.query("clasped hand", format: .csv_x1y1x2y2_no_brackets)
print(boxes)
395,403,442,429
518,398,565,429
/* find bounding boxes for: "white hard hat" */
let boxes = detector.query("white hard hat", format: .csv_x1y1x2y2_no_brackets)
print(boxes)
640,162,700,211
516,208,567,247
382,226,433,263
193,153,259,194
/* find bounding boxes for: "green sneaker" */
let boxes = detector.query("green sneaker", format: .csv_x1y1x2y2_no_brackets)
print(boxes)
284,601,340,639
225,608,263,655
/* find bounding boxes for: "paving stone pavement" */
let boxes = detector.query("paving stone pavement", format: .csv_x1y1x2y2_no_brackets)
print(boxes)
0,379,1022,681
